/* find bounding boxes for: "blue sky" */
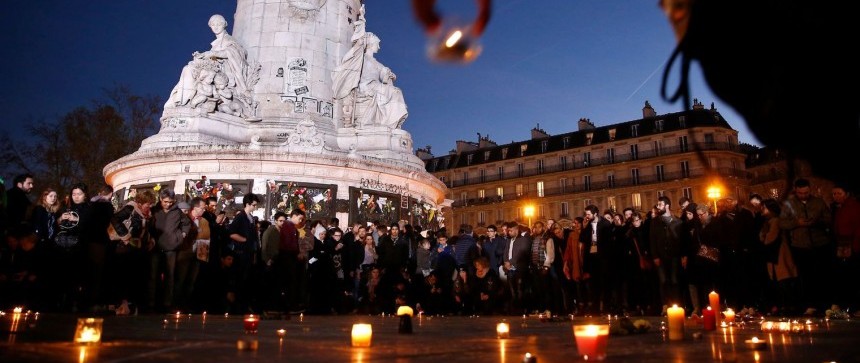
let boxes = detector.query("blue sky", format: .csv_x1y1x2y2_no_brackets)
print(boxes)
0,0,760,157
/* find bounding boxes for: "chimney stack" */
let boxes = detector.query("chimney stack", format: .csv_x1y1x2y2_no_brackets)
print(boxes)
642,101,656,118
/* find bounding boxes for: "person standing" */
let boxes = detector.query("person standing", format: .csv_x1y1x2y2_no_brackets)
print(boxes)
649,196,683,309
5,174,35,230
278,208,306,313
227,193,261,312
147,189,191,312
779,178,832,313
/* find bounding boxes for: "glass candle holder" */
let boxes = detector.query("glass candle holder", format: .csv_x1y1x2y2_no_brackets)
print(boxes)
496,322,510,339
243,314,259,334
351,324,373,347
573,324,609,361
74,318,104,344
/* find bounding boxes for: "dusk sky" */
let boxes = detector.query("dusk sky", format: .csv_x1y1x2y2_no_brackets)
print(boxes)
1,0,761,158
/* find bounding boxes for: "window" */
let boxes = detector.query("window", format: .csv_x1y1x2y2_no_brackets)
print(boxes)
520,144,528,156
631,193,642,209
478,211,486,225
655,164,665,182
608,128,616,141
561,202,570,217
480,169,487,183
537,159,545,173
498,166,504,179
585,133,594,145
431,159,439,170
682,187,692,200
704,133,714,145
439,176,447,184
631,168,640,185
501,148,508,159
606,196,616,211
630,144,639,160
516,184,524,197
584,199,593,209
563,137,570,148
444,156,451,167
606,148,615,163
655,119,664,132
607,173,615,188
538,205,546,219
679,116,686,128
461,213,467,225
460,192,468,203
496,186,504,199
462,171,469,183
541,140,548,153
517,163,525,177
631,124,639,137
654,140,664,156
583,175,592,191
583,152,591,167
478,189,486,199
657,190,665,198
560,178,569,193
497,209,504,222
537,181,545,197
560,155,568,171
679,135,689,152
467,154,473,165
680,160,690,178
484,151,491,161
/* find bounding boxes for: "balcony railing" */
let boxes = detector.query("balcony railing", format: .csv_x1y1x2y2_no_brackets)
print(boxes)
451,167,749,208
448,142,740,188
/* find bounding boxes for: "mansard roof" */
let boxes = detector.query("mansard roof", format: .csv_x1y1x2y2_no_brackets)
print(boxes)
425,108,734,172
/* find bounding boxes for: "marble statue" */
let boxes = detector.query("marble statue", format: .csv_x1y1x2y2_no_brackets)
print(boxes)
165,14,260,119
332,6,408,129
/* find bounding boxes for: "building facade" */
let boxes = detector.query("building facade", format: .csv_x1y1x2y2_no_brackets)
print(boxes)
423,101,749,227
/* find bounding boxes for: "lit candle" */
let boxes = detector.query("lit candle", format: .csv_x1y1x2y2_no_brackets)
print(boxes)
522,352,538,363
277,329,286,338
351,324,373,347
703,307,716,331
497,322,511,339
723,308,735,323
243,314,259,334
396,306,414,317
13,307,23,314
708,291,720,325
73,318,104,344
572,324,609,360
777,322,791,332
745,337,767,350
667,305,685,341
761,321,775,332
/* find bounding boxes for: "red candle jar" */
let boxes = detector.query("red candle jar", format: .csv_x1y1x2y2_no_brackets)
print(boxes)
244,314,259,334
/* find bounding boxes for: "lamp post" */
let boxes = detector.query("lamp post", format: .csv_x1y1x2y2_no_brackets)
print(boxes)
707,186,721,214
523,205,535,228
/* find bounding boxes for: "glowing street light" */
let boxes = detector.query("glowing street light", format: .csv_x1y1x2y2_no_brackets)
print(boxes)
523,205,535,228
707,186,721,214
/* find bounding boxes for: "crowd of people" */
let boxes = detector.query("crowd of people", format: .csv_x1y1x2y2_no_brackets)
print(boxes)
1,174,858,318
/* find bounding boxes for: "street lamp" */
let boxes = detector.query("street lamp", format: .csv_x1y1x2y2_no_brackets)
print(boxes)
707,186,721,214
523,205,535,228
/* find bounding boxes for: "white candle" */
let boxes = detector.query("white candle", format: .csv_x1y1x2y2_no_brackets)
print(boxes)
667,305,685,341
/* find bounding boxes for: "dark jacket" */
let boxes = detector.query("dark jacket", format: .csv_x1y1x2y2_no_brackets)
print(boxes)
649,214,683,261
150,204,191,252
